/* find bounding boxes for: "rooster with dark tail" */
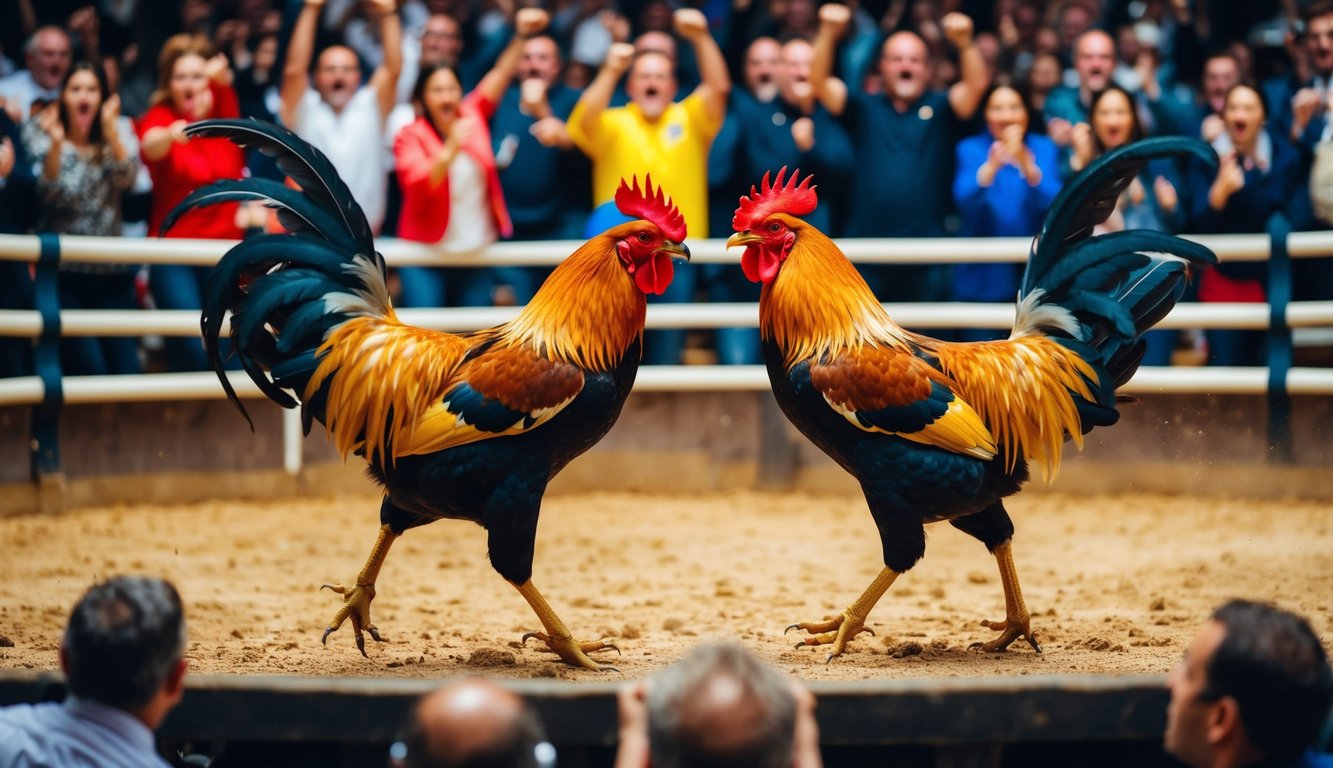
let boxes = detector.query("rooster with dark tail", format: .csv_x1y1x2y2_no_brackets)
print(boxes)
727,138,1218,661
171,119,689,670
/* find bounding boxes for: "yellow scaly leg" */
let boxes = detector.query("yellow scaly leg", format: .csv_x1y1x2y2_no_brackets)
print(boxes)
516,580,619,671
971,539,1042,653
322,523,396,657
787,567,899,663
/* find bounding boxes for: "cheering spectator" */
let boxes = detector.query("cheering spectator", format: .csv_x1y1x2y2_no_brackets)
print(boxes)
490,33,589,243
0,26,72,124
1072,84,1188,365
568,8,731,365
951,83,1060,341
137,34,246,373
393,8,549,309
1045,29,1118,171
1188,83,1301,367
714,36,854,364
21,61,141,375
280,0,402,235
811,3,989,303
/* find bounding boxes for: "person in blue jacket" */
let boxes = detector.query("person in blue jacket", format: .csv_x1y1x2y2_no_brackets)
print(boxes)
952,83,1060,341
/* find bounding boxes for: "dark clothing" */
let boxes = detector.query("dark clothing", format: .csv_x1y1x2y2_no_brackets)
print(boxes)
840,89,959,238
729,89,855,234
838,89,960,302
0,111,36,378
491,83,589,241
1188,129,1300,366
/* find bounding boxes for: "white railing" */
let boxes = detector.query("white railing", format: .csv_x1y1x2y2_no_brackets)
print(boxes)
2,231,1331,475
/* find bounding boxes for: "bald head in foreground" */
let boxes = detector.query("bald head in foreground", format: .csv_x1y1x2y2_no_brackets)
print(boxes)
394,677,552,768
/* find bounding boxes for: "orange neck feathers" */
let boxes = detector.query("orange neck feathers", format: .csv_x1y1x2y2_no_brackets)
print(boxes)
506,235,646,371
761,225,913,366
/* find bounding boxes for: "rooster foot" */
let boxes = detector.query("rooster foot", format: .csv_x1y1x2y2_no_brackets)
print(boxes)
785,614,875,663
969,617,1041,653
321,582,386,658
521,632,620,672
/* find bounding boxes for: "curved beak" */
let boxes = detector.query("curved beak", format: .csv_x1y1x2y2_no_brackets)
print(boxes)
658,240,691,261
727,231,762,249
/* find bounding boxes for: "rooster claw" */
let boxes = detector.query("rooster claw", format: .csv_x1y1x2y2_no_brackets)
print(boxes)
321,581,384,656
969,618,1041,654
520,631,620,670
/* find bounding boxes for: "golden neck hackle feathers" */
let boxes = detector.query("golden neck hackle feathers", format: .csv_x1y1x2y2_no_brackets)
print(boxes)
761,221,913,366
504,233,646,371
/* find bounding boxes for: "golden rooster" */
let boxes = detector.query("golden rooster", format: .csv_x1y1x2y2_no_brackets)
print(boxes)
170,119,689,670
727,139,1218,660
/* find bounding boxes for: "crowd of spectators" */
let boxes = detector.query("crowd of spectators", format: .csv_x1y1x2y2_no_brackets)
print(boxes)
1,0,1331,374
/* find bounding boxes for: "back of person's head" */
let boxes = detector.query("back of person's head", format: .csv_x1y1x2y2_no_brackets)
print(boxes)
1205,599,1333,762
397,677,549,768
62,575,186,711
646,643,796,768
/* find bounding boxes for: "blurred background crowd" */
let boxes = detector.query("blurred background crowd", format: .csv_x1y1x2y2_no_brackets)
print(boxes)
1,0,1331,375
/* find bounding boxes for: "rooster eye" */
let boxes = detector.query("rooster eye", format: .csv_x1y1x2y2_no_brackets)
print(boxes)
638,232,651,243
768,222,781,233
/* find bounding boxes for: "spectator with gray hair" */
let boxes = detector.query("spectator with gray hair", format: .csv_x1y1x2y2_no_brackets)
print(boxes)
1164,598,1333,768
0,575,188,768
0,25,73,124
614,642,823,768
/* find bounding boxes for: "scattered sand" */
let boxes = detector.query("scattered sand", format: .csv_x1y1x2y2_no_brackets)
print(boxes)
2,491,1330,681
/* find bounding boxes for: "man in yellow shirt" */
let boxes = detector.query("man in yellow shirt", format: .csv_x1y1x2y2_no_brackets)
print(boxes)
568,8,730,364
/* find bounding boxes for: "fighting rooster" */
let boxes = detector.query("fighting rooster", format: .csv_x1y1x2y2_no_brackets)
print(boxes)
170,119,689,670
727,138,1217,660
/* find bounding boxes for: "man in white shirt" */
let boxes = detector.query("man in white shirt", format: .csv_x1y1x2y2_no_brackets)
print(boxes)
0,26,72,124
281,0,402,234
0,576,189,768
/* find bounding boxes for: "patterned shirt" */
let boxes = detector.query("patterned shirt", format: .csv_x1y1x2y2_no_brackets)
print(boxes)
20,116,140,273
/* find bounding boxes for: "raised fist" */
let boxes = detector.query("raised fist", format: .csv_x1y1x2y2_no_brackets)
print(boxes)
515,7,549,38
818,4,851,34
673,8,709,41
941,12,974,49
604,42,635,74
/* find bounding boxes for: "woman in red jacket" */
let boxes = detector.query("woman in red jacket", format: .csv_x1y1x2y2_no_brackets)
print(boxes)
391,9,549,307
137,34,246,371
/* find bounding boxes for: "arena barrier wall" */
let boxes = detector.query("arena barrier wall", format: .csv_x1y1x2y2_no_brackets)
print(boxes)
2,227,1331,514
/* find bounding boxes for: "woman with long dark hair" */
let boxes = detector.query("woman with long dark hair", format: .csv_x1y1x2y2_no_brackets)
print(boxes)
951,83,1061,341
391,10,549,308
21,61,142,375
1070,84,1190,366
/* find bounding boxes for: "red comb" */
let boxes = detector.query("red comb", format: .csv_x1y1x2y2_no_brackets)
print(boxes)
732,167,817,231
615,175,686,243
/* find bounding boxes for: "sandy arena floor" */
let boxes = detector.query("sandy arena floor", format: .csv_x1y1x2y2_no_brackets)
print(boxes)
1,490,1330,681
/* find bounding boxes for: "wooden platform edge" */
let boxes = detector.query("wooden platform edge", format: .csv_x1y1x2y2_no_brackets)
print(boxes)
0,671,1169,746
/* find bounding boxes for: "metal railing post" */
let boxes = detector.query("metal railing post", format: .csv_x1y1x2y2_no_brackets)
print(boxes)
1265,213,1293,463
31,233,65,511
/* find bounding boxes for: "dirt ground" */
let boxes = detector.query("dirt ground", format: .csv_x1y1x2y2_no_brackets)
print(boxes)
1,490,1330,681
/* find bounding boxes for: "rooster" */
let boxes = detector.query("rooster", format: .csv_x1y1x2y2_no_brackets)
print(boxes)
169,119,689,670
727,138,1218,660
